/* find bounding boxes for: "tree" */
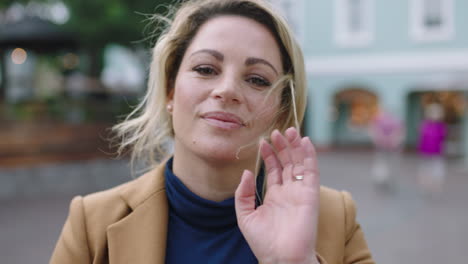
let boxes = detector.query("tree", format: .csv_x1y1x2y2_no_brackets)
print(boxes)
1,0,173,79
63,0,173,78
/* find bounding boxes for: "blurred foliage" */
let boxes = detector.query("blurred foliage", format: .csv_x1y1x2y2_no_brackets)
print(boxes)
1,0,174,46
5,94,139,123
1,0,175,76
64,0,174,48
0,1,18,8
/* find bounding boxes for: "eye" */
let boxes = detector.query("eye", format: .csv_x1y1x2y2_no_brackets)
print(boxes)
193,65,217,76
246,75,271,88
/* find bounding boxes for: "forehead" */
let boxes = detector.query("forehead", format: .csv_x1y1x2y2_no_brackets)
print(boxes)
185,15,283,70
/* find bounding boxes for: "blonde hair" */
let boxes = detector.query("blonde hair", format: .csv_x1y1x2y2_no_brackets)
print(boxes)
113,0,307,172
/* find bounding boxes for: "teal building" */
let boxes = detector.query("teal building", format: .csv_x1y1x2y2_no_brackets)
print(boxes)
272,0,468,157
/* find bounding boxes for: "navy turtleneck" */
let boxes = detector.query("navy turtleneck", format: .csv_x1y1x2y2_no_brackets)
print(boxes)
164,158,258,264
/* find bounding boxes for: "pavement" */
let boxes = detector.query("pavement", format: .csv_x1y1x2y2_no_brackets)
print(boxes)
0,151,467,264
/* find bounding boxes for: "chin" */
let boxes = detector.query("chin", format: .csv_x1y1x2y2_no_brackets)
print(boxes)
198,142,258,164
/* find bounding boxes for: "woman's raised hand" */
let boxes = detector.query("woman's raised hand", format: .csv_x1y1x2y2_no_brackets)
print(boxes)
235,127,320,264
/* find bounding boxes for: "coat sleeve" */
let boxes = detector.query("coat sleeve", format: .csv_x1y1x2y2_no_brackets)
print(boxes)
342,191,375,264
50,196,92,264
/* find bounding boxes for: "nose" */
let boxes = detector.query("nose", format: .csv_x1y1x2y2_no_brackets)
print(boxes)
211,74,242,104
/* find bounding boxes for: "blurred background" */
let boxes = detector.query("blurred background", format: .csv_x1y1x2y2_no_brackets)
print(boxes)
0,0,467,263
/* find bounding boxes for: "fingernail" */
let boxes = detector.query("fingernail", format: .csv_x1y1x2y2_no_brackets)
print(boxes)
285,128,297,141
302,137,315,151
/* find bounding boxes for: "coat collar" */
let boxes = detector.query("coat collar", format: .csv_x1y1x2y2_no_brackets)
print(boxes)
107,162,169,264
104,160,329,263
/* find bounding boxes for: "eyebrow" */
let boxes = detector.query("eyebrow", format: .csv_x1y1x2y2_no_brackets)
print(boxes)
245,57,278,75
190,49,224,61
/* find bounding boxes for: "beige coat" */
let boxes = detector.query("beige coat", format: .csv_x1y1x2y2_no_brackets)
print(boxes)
50,162,374,264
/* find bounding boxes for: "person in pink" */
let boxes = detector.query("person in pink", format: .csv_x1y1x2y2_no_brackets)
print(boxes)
370,111,405,152
369,110,405,187
418,119,446,156
417,103,447,194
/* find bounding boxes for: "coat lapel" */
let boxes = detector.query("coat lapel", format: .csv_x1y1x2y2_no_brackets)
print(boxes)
106,163,169,264
104,161,330,263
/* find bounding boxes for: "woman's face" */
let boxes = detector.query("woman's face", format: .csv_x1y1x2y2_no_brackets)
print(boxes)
169,15,284,163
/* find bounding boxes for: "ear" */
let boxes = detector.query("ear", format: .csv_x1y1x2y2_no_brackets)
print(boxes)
166,78,175,100
166,102,174,113
166,85,175,113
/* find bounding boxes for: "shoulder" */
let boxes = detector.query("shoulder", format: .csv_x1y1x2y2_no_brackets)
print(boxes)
79,160,167,211
77,163,165,220
317,186,374,263
319,186,356,218
68,164,166,242
76,182,132,225
66,180,138,251
51,164,168,262
317,186,358,240
316,186,370,263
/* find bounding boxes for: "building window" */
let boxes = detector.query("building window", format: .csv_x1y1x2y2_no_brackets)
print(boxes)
410,0,454,42
334,0,374,47
349,0,364,33
270,0,305,44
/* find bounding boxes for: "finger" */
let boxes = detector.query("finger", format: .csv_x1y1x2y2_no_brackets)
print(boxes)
270,130,293,169
282,161,294,184
285,127,300,145
302,137,320,187
260,140,282,188
285,127,307,176
235,170,256,224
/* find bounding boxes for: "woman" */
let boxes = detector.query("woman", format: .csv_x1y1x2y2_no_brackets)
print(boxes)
417,103,447,194
51,0,374,263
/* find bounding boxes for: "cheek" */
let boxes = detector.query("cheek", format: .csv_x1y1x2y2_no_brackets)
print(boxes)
249,93,282,124
173,79,200,110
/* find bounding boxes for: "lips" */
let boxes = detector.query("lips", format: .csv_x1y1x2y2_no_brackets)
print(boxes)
201,111,245,130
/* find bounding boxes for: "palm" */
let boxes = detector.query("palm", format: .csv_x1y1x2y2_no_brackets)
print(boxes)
235,128,320,264
245,184,318,261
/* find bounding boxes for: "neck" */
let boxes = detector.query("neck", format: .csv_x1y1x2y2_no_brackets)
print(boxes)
172,147,257,202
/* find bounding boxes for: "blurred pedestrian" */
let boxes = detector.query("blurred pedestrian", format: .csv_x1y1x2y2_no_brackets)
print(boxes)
50,1,374,263
417,103,447,195
368,110,405,189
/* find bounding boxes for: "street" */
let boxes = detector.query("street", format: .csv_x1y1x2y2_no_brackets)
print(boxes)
1,151,467,264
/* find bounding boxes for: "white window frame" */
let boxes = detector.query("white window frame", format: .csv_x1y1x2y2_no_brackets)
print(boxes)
269,0,306,45
334,0,375,48
410,0,455,42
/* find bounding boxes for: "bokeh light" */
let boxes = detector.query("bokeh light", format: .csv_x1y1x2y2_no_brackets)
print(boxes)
11,48,28,65
62,53,80,70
